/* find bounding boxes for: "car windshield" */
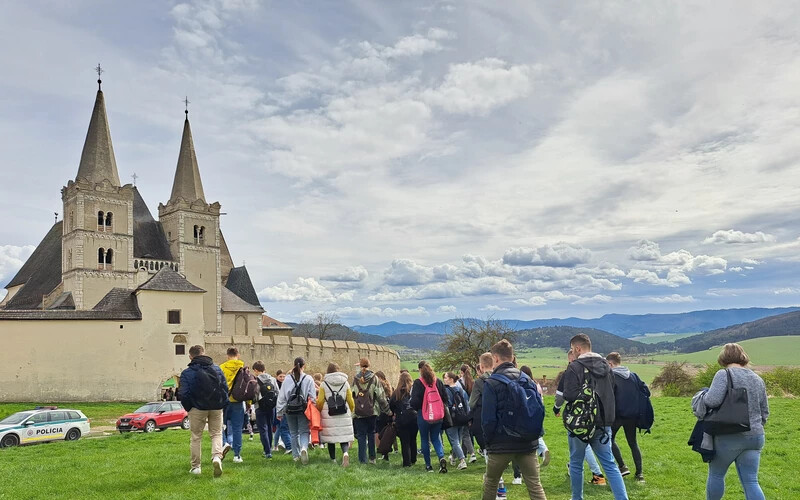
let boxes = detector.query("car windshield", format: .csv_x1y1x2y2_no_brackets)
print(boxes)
134,404,162,414
0,412,34,425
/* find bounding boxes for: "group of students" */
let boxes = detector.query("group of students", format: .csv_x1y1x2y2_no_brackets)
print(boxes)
178,336,769,500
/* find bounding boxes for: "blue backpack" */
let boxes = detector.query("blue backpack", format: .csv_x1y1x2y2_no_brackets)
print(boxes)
489,372,545,441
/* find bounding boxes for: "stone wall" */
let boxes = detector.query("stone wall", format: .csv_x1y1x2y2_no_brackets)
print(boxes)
204,335,401,385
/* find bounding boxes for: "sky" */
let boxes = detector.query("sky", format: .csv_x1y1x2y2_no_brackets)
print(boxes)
2,1,800,326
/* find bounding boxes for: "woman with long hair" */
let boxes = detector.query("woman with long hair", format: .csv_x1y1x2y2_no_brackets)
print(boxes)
443,372,469,470
276,357,316,464
375,370,394,461
390,371,418,466
317,362,355,467
410,360,450,473
458,364,476,462
352,358,390,464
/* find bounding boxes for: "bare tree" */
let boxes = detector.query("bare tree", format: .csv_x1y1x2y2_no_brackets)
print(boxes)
432,316,516,372
296,312,355,341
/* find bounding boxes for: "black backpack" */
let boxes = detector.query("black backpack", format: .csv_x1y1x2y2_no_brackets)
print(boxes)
447,386,470,427
396,393,418,428
324,381,348,416
563,367,602,443
285,374,308,415
257,377,278,410
633,373,654,434
230,366,259,402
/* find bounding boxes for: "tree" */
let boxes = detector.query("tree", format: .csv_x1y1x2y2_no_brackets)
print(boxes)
431,316,516,372
295,312,357,341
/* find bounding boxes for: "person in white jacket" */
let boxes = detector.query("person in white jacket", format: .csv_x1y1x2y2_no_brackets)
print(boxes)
316,363,356,467
276,357,316,464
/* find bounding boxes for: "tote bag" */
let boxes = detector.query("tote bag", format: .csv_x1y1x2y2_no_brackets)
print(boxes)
704,369,750,435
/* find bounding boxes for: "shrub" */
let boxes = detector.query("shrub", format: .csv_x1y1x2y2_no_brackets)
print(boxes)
694,363,720,389
652,362,696,396
762,367,800,397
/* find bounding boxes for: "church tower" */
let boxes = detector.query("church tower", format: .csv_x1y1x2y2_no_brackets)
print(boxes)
158,107,222,333
61,77,135,309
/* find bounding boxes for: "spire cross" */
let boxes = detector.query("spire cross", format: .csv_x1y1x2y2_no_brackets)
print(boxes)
184,96,190,116
132,173,138,186
95,63,103,90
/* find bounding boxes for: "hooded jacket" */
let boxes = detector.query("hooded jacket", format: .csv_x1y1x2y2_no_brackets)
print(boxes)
316,371,356,444
481,362,538,454
612,366,649,420
563,353,616,427
178,355,229,412
352,370,389,418
219,358,244,403
276,371,316,417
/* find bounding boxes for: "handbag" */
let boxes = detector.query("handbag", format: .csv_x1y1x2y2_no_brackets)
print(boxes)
703,369,750,435
377,422,397,456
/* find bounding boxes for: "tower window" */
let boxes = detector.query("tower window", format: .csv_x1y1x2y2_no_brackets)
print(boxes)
98,248,105,270
105,248,113,270
168,310,181,324
199,226,205,245
97,211,105,231
105,212,113,232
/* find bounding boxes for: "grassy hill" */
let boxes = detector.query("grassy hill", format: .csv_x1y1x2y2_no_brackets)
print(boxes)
649,336,800,366
672,310,800,352
517,326,654,354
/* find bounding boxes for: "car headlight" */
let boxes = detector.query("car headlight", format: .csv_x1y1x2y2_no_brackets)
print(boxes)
134,417,144,421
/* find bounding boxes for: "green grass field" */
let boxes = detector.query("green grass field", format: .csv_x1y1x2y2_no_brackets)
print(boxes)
2,397,797,499
645,336,800,366
628,332,702,344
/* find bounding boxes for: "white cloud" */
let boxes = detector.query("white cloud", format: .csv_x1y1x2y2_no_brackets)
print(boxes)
773,287,800,295
741,258,762,266
627,269,691,288
0,245,35,284
704,230,776,244
436,305,457,314
503,243,592,268
480,304,509,312
573,294,613,305
729,267,744,273
627,240,661,261
320,265,369,283
331,306,430,319
649,294,696,303
258,277,353,302
383,259,434,286
513,296,548,306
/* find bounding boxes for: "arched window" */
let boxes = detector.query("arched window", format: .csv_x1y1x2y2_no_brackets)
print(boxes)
198,226,205,245
193,225,199,244
150,261,155,271
105,249,113,270
105,212,113,231
134,260,139,269
97,211,104,231
98,248,105,269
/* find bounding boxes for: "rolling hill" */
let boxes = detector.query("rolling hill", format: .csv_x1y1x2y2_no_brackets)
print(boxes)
652,336,800,366
671,310,800,353
516,326,655,355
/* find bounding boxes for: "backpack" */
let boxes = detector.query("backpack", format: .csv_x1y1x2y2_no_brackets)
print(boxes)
447,386,470,427
257,377,278,410
285,374,308,415
633,373,654,433
230,366,259,402
192,365,228,410
324,381,348,416
421,378,445,424
396,393,418,428
354,378,376,418
562,367,602,443
489,372,545,441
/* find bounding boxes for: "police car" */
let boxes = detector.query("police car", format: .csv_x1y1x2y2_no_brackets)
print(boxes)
0,407,90,448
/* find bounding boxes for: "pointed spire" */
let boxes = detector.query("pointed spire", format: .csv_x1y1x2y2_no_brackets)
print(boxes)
75,85,121,186
169,108,206,203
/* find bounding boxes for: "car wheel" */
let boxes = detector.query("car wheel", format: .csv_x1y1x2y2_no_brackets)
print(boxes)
65,428,81,441
144,420,156,433
181,417,190,430
0,433,20,448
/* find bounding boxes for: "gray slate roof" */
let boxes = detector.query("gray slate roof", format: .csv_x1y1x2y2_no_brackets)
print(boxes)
221,287,264,313
93,288,140,314
48,292,75,310
137,267,205,293
0,286,140,320
4,222,63,309
225,266,261,307
133,188,173,260
75,90,121,186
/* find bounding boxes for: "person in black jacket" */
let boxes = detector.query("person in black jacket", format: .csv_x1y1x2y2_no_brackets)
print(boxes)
563,334,628,500
178,345,229,477
607,352,647,482
410,360,450,473
390,371,418,467
481,340,546,500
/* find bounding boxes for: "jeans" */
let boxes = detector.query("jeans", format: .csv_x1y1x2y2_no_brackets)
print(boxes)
417,413,445,467
354,416,377,463
707,433,765,500
460,426,475,456
255,406,273,456
569,427,628,500
483,451,546,500
224,401,244,457
276,413,292,451
188,408,223,469
445,426,465,460
285,413,310,459
611,418,642,475
397,425,418,466
328,442,350,460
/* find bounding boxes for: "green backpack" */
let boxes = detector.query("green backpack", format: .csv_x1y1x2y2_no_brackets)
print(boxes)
562,367,601,443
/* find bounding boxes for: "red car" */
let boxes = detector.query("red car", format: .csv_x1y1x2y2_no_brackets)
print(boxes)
116,402,189,433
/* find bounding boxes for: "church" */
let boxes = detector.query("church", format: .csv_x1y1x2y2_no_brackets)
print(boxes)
0,79,265,401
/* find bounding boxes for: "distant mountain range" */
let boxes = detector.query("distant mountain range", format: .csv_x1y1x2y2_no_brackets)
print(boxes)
352,307,800,338
671,310,800,353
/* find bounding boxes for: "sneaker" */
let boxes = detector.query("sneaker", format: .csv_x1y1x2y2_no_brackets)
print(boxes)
369,459,376,465
300,448,309,465
293,457,299,462
540,450,550,467
189,467,201,475
212,457,222,477
512,477,523,485
342,452,350,468
449,454,455,466
469,453,477,464
426,465,434,472
278,442,286,451
331,459,338,464
635,474,645,483
439,458,448,474
232,456,243,464
458,458,467,470
619,465,631,477
284,449,292,455
591,474,606,486
221,443,232,460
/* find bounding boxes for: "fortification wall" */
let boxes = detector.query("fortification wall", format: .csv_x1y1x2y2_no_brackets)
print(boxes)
204,336,401,385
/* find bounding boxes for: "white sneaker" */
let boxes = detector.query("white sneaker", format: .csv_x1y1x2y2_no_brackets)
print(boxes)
342,452,350,468
278,442,286,451
449,454,455,466
189,467,201,475
284,450,293,455
221,443,232,460
232,456,243,463
512,477,523,485
457,459,467,470
469,453,477,464
212,457,222,477
300,448,309,465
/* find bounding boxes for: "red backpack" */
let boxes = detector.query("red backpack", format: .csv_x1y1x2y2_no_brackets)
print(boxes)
421,377,445,423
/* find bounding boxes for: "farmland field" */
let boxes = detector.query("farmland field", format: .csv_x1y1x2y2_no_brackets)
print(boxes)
645,336,800,366
628,332,702,343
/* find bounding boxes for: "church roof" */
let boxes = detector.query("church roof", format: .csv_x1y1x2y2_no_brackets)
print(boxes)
3,222,63,309
225,266,261,307
93,288,140,315
169,117,206,203
48,292,75,310
137,267,205,293
75,90,121,186
133,187,173,260
222,287,264,313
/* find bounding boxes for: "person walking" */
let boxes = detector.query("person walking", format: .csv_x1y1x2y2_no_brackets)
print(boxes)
411,360,449,473
219,347,244,463
390,371,418,467
699,343,769,500
375,370,394,461
252,361,277,459
178,345,229,477
276,357,316,464
458,364,477,463
481,339,547,500
273,369,293,455
444,372,469,470
520,365,551,468
317,362,355,467
563,334,628,500
606,352,648,482
469,352,493,461
352,358,390,464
